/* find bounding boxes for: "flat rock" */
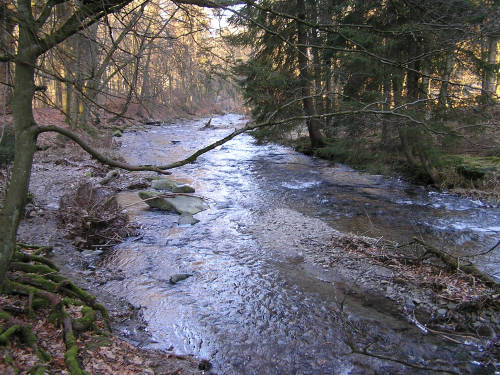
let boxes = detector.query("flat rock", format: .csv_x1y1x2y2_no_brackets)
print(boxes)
138,191,208,215
151,178,195,193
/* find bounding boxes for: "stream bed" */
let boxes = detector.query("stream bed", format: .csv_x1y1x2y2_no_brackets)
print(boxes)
102,114,499,374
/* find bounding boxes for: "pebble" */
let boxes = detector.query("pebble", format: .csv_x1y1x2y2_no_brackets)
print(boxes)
169,273,193,284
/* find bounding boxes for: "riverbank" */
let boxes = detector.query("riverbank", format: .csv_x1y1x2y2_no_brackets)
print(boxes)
287,135,500,201
2,114,500,373
1,116,210,374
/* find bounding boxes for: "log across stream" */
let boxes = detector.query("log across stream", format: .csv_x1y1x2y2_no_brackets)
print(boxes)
100,114,499,374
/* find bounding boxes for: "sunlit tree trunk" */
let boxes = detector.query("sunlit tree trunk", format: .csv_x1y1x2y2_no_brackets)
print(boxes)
439,52,454,107
483,36,499,98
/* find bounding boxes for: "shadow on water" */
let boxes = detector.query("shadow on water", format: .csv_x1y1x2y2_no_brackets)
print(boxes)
103,114,499,374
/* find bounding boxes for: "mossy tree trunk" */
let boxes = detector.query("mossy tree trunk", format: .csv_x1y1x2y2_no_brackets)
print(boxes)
0,2,38,289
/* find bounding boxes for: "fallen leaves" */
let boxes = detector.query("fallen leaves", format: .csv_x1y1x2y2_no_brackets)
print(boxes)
0,288,203,375
334,234,495,304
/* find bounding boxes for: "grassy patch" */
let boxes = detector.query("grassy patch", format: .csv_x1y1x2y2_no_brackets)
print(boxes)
437,154,500,191
292,137,401,176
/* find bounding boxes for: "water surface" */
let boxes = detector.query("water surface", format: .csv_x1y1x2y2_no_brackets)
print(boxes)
104,114,499,374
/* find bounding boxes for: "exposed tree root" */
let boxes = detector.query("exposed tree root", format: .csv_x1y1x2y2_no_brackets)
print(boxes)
63,309,88,375
29,365,48,375
2,246,109,375
13,251,58,270
0,325,20,345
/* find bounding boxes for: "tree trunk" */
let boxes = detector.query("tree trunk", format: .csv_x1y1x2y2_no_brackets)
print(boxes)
296,0,324,149
0,21,38,289
439,52,454,107
381,77,391,145
79,23,99,128
483,36,499,98
0,2,14,113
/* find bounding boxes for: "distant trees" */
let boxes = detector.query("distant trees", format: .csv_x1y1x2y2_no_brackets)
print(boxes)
0,0,243,289
32,0,240,130
230,0,499,182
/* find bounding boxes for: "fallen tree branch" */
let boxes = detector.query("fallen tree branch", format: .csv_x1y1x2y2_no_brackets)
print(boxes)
413,238,499,289
36,125,172,175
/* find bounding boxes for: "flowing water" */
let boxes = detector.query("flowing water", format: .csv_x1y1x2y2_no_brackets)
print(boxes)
102,114,500,374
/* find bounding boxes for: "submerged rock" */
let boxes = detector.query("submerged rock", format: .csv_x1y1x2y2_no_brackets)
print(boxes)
151,178,195,193
138,191,208,215
169,273,193,284
178,214,200,225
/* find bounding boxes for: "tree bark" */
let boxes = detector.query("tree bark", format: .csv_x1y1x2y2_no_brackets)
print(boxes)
483,36,499,98
0,2,15,113
296,0,324,149
439,52,454,107
0,13,38,289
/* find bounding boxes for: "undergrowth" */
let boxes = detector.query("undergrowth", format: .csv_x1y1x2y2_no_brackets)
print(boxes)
290,136,500,195
58,182,136,250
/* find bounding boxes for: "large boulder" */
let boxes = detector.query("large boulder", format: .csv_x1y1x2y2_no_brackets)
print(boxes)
138,191,209,215
151,177,195,193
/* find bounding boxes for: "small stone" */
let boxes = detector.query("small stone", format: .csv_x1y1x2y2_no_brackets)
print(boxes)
172,184,196,194
169,273,193,284
81,250,96,257
178,214,200,225
151,178,195,193
477,325,494,337
198,359,212,371
437,308,447,316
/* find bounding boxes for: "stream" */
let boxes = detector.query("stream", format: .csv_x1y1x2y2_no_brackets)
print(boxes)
102,114,499,374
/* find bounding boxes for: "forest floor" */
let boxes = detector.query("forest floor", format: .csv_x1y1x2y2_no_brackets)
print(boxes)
0,109,211,375
1,108,500,373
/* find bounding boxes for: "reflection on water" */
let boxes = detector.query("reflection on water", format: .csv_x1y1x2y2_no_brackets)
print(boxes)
104,114,499,374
